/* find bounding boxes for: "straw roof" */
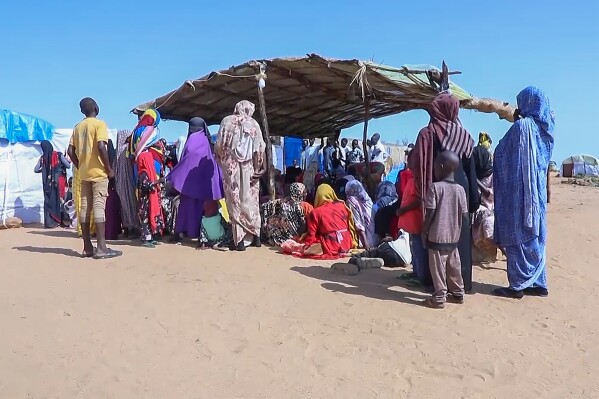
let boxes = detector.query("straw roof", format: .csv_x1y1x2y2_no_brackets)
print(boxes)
133,54,513,138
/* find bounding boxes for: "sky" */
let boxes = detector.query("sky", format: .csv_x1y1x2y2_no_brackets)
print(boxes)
1,0,597,162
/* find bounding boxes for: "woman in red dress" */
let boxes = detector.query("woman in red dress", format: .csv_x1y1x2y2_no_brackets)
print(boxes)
301,184,358,259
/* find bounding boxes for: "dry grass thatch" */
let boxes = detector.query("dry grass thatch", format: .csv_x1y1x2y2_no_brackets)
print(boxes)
132,54,514,138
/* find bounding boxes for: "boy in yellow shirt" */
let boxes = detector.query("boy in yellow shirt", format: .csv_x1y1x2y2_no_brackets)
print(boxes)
68,98,122,259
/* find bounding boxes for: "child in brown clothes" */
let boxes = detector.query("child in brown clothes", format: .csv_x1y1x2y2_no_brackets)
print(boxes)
422,151,468,309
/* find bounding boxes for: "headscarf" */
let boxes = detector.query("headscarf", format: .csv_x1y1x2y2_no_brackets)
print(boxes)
188,117,210,139
130,109,161,159
374,181,398,209
344,180,375,247
473,145,493,180
289,182,306,203
40,140,53,177
478,132,492,150
314,183,340,208
232,100,258,162
412,93,474,200
493,86,554,247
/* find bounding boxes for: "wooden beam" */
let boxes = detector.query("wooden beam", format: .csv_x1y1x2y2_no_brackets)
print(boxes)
362,98,372,193
255,72,276,201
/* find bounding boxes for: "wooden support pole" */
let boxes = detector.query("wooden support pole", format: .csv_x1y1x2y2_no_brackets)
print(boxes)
256,79,276,200
362,98,372,193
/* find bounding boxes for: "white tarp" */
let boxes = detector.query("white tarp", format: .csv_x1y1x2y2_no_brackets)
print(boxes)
0,129,117,224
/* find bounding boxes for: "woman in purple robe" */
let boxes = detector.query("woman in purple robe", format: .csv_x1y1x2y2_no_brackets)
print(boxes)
167,118,224,241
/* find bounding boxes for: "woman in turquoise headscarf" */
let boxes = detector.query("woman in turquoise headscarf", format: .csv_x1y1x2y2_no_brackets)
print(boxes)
492,87,555,299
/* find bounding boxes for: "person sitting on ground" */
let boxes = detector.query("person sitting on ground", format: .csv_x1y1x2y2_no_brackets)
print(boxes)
331,157,347,180
198,199,233,250
421,151,468,309
331,230,412,275
260,182,313,246
281,184,357,259
345,180,377,249
372,181,399,240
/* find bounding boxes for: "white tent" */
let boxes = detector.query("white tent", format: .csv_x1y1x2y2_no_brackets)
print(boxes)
561,154,599,178
0,129,117,224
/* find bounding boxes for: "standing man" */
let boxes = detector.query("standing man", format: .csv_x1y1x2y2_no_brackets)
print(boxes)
370,133,389,163
347,139,365,165
322,137,336,175
337,138,351,168
68,98,122,259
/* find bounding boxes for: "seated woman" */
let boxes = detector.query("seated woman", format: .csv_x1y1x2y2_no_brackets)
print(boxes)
281,184,357,259
345,180,378,249
334,175,354,201
198,200,233,250
346,161,386,192
372,181,400,240
260,183,313,246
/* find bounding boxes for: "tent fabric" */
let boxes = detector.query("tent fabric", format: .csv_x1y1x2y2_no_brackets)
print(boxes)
561,154,599,177
0,129,117,224
0,109,54,144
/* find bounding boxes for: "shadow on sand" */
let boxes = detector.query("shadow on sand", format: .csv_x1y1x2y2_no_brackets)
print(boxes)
291,265,429,306
28,229,78,239
13,246,81,258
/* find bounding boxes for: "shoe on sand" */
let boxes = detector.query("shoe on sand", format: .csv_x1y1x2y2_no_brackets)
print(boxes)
331,263,359,275
423,298,445,309
447,295,464,304
355,258,384,270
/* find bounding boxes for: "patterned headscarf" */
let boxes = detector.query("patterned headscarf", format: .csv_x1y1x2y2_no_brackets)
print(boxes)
232,100,258,162
428,94,474,158
129,109,161,159
289,182,306,202
412,93,474,201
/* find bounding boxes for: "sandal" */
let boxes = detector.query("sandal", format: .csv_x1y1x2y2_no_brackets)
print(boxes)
81,247,97,258
93,249,123,259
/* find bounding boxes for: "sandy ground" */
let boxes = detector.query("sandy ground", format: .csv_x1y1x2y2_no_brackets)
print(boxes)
1,180,598,399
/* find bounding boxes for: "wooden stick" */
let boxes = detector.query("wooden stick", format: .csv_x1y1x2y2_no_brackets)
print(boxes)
362,98,372,192
257,85,276,200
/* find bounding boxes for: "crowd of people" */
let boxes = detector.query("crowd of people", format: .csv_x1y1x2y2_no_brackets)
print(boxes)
35,86,554,308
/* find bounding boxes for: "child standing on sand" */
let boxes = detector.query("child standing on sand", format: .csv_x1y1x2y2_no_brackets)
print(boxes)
422,151,468,309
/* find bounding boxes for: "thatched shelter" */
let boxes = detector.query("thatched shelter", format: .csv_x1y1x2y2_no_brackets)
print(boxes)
132,54,515,138
133,54,515,197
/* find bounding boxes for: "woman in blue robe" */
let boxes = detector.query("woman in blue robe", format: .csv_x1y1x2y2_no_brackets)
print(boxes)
492,87,555,298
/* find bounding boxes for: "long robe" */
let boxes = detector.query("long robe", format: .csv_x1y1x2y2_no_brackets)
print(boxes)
167,131,223,238
494,86,554,291
114,130,139,230
215,105,265,246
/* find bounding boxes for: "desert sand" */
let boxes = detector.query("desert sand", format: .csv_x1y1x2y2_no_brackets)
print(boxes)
1,180,598,398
